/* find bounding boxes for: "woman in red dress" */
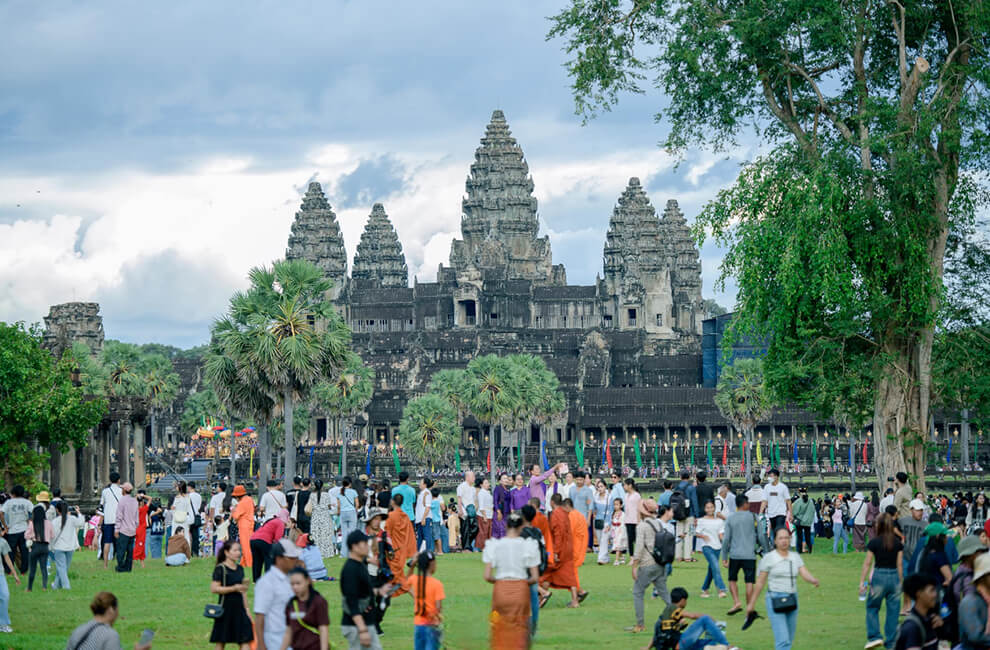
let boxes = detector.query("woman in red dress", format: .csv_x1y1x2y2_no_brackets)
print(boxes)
133,490,150,568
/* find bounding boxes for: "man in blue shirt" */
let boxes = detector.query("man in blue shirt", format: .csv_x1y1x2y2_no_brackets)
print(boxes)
657,480,674,507
391,471,416,522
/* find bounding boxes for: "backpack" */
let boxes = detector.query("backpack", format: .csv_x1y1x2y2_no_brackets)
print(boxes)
648,520,675,566
894,612,930,649
522,526,549,574
669,490,689,522
651,611,682,650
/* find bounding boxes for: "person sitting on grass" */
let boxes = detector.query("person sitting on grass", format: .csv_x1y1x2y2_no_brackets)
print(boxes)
648,587,739,650
296,534,329,581
165,526,192,566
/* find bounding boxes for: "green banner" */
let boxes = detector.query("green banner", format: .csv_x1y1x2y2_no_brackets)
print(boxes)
829,442,835,465
392,443,400,474
653,444,659,469
634,441,642,469
812,443,818,466
690,443,695,466
706,442,712,469
575,440,584,467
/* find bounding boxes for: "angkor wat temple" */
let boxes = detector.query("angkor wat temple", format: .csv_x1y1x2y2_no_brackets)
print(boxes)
284,110,820,448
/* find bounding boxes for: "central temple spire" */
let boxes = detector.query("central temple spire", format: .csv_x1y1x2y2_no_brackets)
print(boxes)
447,109,565,286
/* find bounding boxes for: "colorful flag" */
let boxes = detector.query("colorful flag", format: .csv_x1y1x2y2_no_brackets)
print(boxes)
812,443,817,466
621,443,626,468
672,441,679,472
541,440,549,471
848,440,854,467
722,441,728,466
634,440,643,469
365,443,372,475
601,439,606,468
706,440,712,469
486,446,491,472
309,446,315,477
947,437,952,464
829,441,835,465
653,442,659,469
690,441,695,466
756,439,763,464
792,441,798,464
862,440,868,464
575,440,584,468
249,447,255,477
740,440,745,473
606,439,613,469
392,443,401,474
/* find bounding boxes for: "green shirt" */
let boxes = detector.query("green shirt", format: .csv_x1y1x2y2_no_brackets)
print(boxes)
791,497,815,526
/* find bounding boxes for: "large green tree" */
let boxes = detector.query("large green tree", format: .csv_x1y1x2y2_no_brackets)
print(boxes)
714,357,774,472
312,351,374,475
210,259,351,485
0,323,106,489
550,0,990,487
139,353,180,449
398,393,460,466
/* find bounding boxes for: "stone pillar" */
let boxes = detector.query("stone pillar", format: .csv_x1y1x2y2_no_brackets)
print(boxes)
133,422,146,488
98,427,110,487
117,420,130,484
59,447,78,495
81,430,95,497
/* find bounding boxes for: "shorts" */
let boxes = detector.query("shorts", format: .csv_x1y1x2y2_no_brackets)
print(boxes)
101,524,115,543
728,558,756,583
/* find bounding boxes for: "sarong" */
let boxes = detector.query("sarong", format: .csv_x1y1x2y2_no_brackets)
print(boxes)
491,580,531,649
477,517,492,550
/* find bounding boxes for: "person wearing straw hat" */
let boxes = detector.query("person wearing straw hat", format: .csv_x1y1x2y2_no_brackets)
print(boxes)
959,552,990,648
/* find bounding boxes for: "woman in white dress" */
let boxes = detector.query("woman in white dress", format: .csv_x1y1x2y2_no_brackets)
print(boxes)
307,479,336,558
170,480,193,548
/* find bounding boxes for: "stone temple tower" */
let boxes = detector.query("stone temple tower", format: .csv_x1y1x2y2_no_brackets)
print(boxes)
659,198,704,339
285,182,348,300
446,110,565,286
42,302,105,357
351,203,409,289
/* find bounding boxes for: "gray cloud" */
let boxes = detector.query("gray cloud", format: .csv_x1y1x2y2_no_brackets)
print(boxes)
333,155,410,209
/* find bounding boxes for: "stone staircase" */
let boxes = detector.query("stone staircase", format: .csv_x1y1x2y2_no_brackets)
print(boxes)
149,458,212,492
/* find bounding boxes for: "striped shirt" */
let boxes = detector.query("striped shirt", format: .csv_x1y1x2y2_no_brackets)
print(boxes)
64,621,122,650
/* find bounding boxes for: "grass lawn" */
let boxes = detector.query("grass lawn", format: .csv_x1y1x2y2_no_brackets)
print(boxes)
5,544,879,650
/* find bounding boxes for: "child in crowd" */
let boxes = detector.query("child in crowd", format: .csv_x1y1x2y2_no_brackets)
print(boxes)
297,534,329,581
611,499,627,565
404,551,445,650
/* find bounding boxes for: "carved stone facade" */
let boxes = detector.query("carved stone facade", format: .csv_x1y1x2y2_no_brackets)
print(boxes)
42,302,105,357
283,110,720,445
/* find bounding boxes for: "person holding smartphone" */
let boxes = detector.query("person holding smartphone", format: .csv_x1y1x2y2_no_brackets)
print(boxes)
65,591,152,650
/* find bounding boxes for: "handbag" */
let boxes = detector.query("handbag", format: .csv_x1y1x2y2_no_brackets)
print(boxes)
770,556,798,613
594,519,605,530
203,565,227,619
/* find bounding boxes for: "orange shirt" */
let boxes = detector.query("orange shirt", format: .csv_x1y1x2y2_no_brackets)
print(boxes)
404,575,445,626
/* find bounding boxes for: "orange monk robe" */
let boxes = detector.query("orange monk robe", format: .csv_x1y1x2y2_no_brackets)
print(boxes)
385,508,417,595
544,507,577,589
231,496,255,569
568,509,588,588
532,511,555,574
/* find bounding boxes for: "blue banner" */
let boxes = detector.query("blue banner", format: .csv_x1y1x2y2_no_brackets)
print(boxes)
793,441,798,463
308,446,314,477
947,437,952,464
365,443,372,476
541,440,550,470
848,440,853,466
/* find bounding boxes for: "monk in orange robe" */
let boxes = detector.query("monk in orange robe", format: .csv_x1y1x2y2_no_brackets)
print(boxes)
230,486,255,570
542,494,581,607
385,495,417,596
566,500,590,595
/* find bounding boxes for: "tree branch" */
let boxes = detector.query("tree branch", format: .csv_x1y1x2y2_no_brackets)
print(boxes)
758,68,815,155
784,61,857,146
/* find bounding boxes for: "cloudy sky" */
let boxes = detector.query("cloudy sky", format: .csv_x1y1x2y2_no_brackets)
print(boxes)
0,2,752,348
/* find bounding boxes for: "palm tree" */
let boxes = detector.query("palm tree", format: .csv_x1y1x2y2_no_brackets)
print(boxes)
714,357,774,474
139,353,180,450
312,351,374,475
398,394,459,465
220,259,351,485
464,355,520,485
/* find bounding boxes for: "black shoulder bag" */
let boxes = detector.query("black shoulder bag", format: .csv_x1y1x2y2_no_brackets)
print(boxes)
770,555,798,613
204,565,226,619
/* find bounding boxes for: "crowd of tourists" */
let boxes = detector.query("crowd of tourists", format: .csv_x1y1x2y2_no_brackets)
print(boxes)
5,465,990,648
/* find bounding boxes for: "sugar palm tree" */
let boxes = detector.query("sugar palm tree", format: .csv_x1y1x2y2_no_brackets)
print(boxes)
312,351,374,475
714,357,774,473
221,259,351,485
398,393,459,465
139,353,180,450
464,354,520,485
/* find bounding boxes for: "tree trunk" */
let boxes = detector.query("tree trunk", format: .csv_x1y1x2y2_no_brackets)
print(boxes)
133,421,145,488
744,427,753,477
873,343,929,493
150,410,157,451
962,408,971,467
342,417,349,478
258,425,272,499
284,389,295,486
229,424,237,485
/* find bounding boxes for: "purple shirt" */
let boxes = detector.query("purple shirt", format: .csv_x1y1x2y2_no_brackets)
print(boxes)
116,494,139,536
528,468,557,508
493,485,512,519
509,486,531,512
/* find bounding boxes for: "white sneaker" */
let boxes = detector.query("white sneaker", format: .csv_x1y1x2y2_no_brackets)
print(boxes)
864,641,884,649
0,625,12,633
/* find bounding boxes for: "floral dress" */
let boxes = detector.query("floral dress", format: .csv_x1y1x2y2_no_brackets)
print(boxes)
309,491,336,558
610,512,627,552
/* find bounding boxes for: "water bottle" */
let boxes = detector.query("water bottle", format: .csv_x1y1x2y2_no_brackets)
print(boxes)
940,603,950,619
858,582,868,601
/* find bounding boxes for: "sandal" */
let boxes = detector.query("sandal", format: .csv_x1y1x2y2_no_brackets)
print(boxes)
539,593,553,609
726,605,743,616
577,591,589,603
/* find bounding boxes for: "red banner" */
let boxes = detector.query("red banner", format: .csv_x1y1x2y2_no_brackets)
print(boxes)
486,447,491,472
722,441,728,466
741,440,746,473
606,439,613,469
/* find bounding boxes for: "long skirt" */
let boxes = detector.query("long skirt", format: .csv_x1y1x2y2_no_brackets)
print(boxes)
491,580,531,649
476,517,492,551
492,516,507,539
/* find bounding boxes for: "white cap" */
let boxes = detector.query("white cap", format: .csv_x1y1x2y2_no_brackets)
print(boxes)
909,498,925,511
853,492,864,501
272,539,302,559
